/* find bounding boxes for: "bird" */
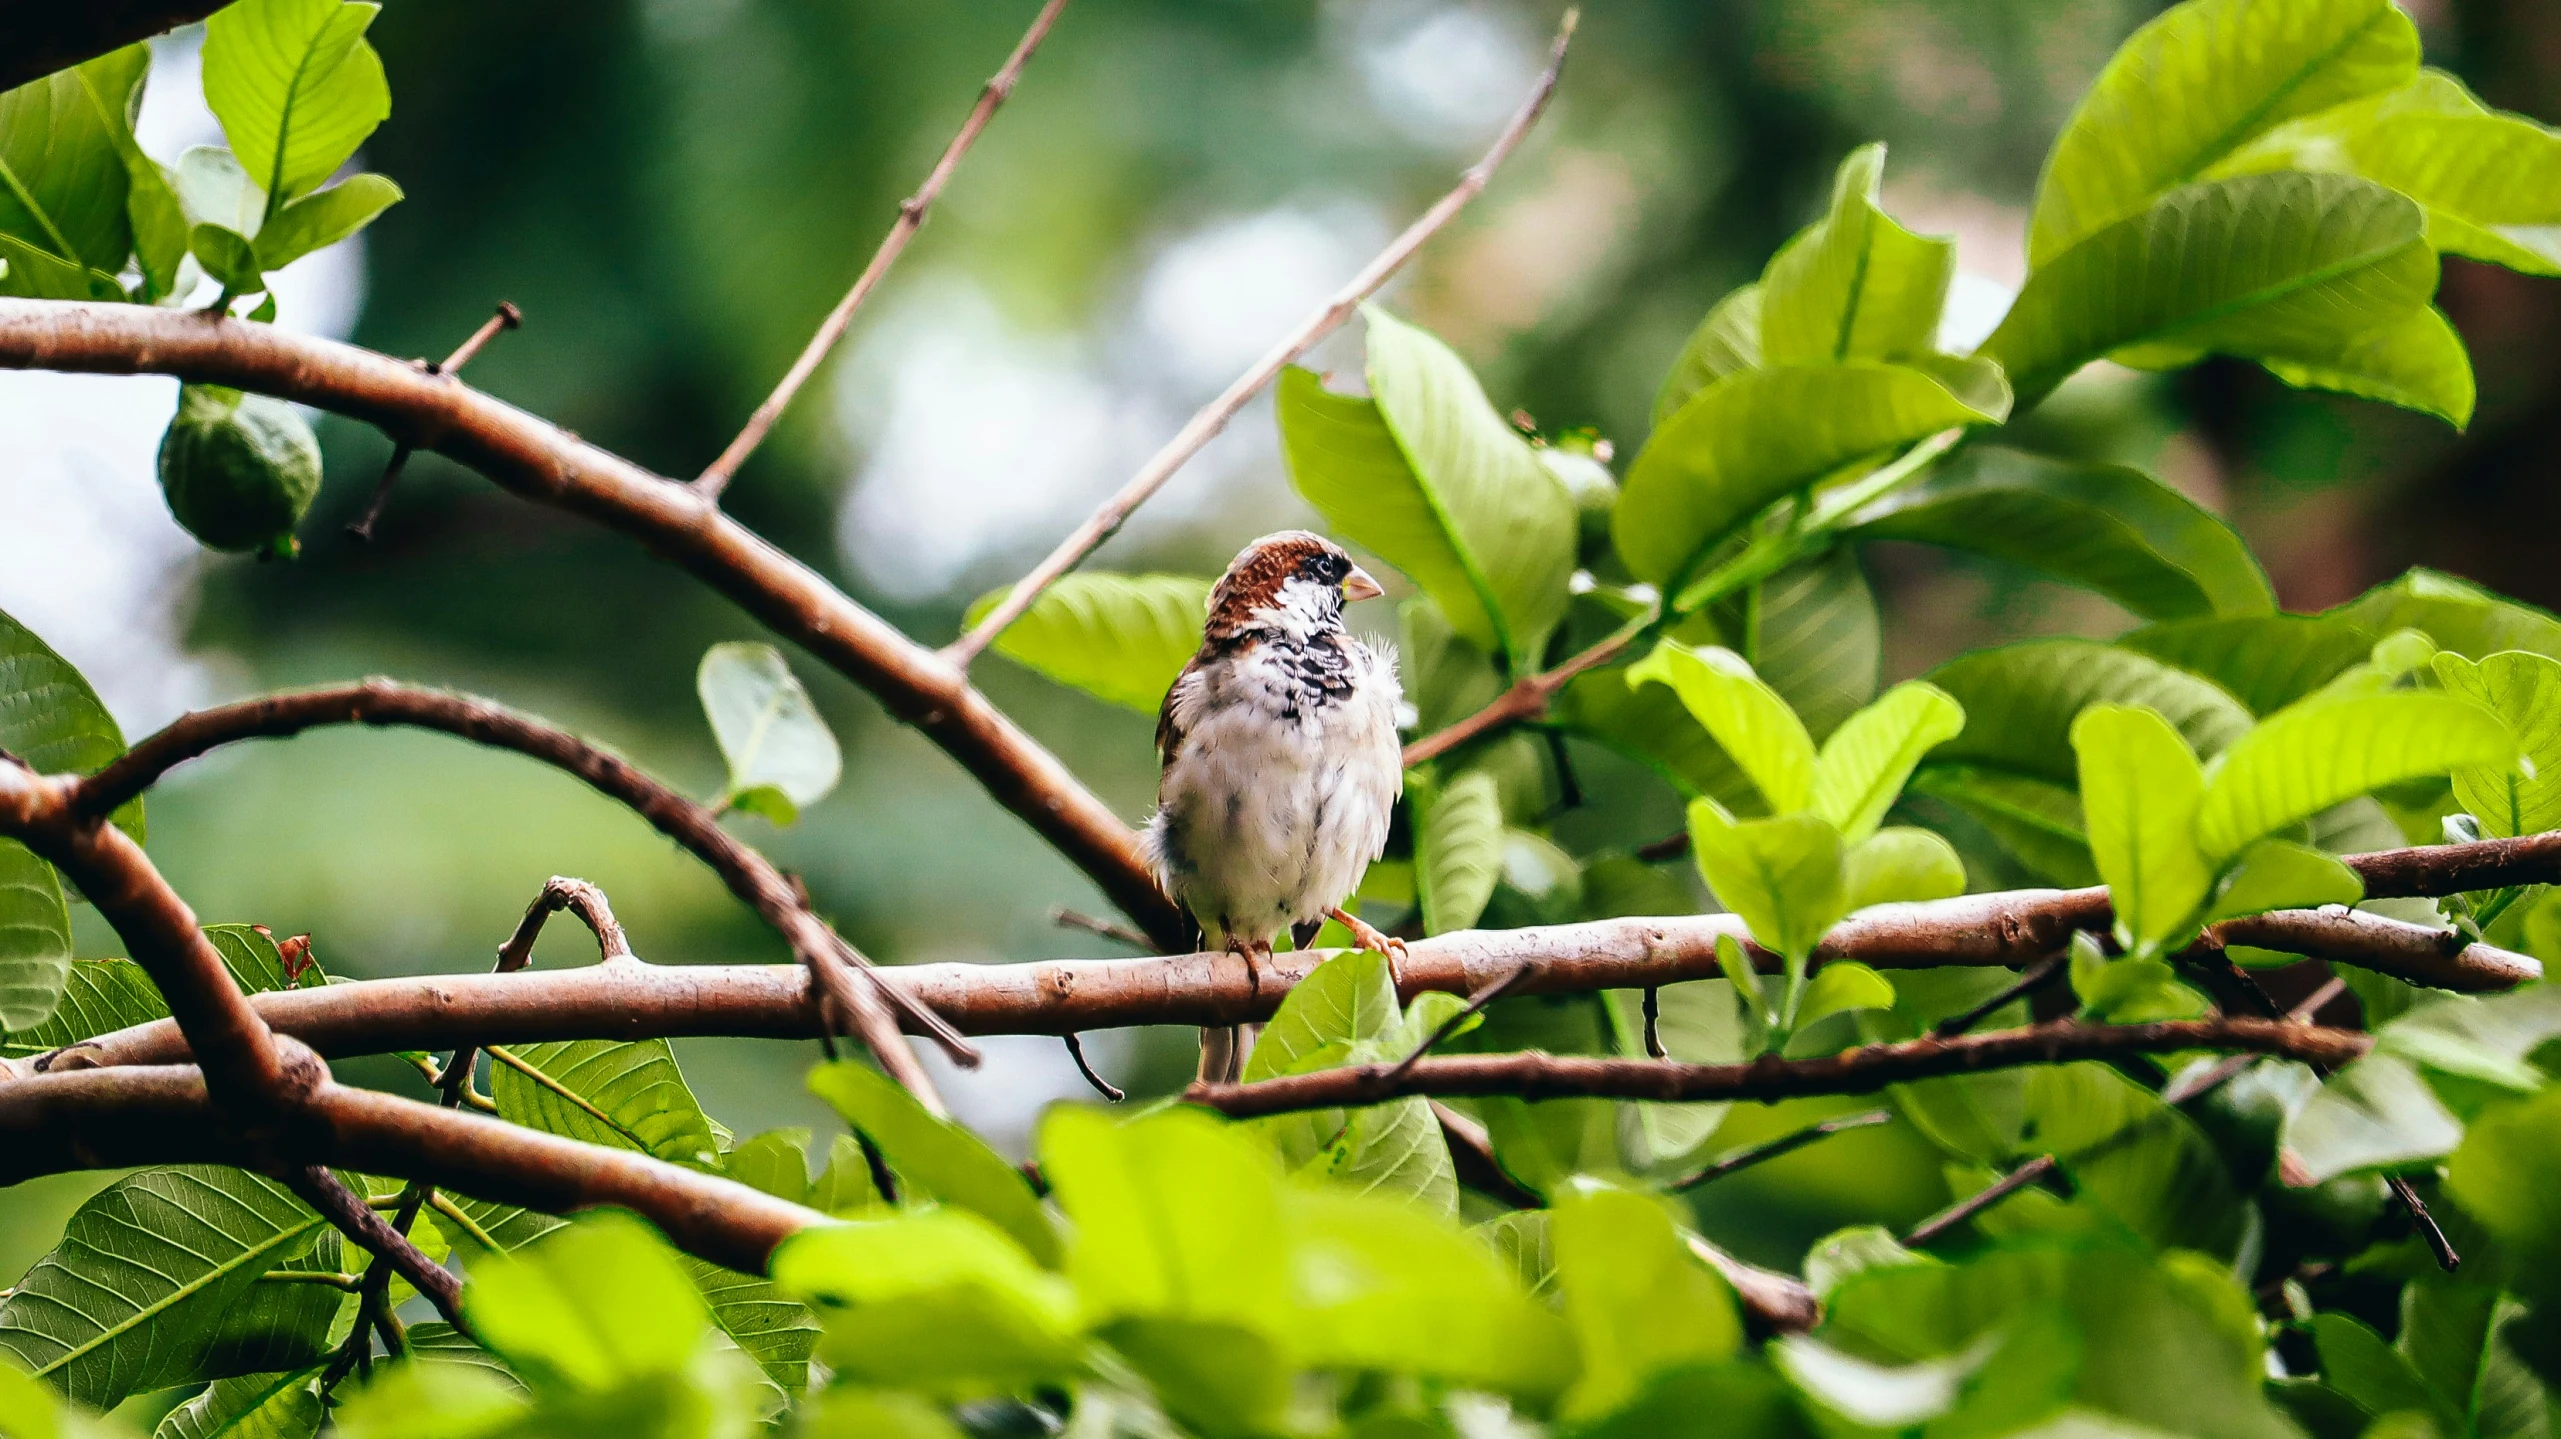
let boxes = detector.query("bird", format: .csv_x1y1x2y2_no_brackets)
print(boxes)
1143,529,1408,1084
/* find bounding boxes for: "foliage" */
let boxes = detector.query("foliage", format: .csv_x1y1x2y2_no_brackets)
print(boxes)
9,0,2561,1436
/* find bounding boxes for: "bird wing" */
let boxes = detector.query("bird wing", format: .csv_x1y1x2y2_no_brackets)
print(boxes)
1155,651,1207,769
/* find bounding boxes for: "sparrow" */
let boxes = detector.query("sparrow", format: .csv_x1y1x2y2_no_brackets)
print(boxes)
1143,530,1408,1084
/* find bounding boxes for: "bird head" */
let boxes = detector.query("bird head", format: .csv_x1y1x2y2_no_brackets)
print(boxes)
1205,530,1384,641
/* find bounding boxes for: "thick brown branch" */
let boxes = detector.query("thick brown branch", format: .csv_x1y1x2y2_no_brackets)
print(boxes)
1185,1018,2375,1118
0,0,224,93
282,1165,467,1332
58,887,2538,1070
67,679,963,1104
0,1057,826,1276
694,0,1070,499
945,10,1580,669
0,298,1188,952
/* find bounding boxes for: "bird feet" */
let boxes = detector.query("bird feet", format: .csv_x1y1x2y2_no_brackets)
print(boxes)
1224,934,1276,1000
1328,906,1409,989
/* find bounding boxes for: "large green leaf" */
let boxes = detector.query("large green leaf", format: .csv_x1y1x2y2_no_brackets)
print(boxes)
2286,1053,2465,1183
2072,704,2214,953
1551,1187,1742,1421
0,842,70,1032
1903,765,2097,887
1731,549,1882,739
252,171,400,271
74,46,185,299
681,1258,818,1400
1550,662,1757,810
489,1038,723,1171
2025,0,2418,266
696,641,841,824
0,1169,337,1410
1809,682,1964,844
1987,173,2468,423
2432,651,2561,839
1846,448,2274,621
1400,595,1503,736
1242,948,1458,1213
2116,613,2376,715
1416,768,1503,937
155,1369,325,1439
2335,567,2561,661
0,52,136,275
2220,70,2561,276
2016,1064,2248,1257
1654,282,1763,426
3,927,332,1058
203,0,391,209
774,1209,1080,1396
0,605,136,837
1759,143,1953,366
1924,639,2255,787
1858,969,2032,1163
1629,642,1817,814
965,573,1208,715
2192,690,2519,861
806,1060,1061,1267
1687,803,1846,962
2445,1089,2561,1303
1615,359,2010,595
1280,311,1574,668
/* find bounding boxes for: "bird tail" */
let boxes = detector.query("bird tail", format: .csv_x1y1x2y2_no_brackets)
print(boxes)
1197,1025,1246,1085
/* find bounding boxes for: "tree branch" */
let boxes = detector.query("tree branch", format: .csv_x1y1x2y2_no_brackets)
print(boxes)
66,678,966,1104
281,1165,467,1333
0,298,1190,952
693,0,1071,499
943,9,1581,669
0,0,225,93
1185,1017,2374,1118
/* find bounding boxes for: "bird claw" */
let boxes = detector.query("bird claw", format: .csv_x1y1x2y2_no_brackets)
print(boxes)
1328,907,1409,990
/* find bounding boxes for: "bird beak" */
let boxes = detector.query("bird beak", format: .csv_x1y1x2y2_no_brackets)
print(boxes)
1343,566,1385,602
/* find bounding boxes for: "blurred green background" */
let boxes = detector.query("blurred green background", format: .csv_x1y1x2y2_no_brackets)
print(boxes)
6,0,2560,1283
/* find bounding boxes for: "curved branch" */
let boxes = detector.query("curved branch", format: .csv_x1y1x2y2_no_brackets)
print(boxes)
55,886,2535,1070
1186,1017,2376,1118
0,298,1188,952
69,678,966,1101
0,1056,825,1275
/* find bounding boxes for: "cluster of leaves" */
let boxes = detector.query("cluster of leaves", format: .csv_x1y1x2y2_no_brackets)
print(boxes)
9,0,2561,1435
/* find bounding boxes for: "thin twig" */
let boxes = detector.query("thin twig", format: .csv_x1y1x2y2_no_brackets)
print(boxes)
1933,954,2068,1038
694,0,1071,499
1669,1109,1893,1191
349,303,521,541
1432,1102,1544,1208
2387,1175,2461,1271
1403,615,1640,767
1062,1032,1123,1102
1382,963,1534,1083
2164,977,2352,1104
498,875,631,968
1904,1154,2061,1247
281,1165,466,1331
1051,906,1151,949
944,9,1582,668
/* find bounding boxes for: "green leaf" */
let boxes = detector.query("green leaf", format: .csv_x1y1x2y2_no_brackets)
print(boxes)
1986,174,2468,423
2445,1088,2561,1301
2193,690,2519,861
1846,448,2274,621
1902,766,2098,888
1279,311,1576,668
1798,961,1896,1030
2336,567,2561,661
1759,143,1954,366
0,1168,337,1410
1,605,136,838
203,0,391,211
2285,1053,2465,1183
1629,642,1817,813
2222,70,2561,276
1859,972,2032,1164
174,146,263,240
189,223,263,295
1242,949,1459,1212
154,1369,324,1439
2071,704,2214,952
722,1128,812,1204
1843,827,1966,910
1416,768,1503,936
5,933,327,1059
2432,650,2561,839
964,573,1209,714
489,1038,722,1170
806,1060,1061,1268
2117,613,2377,715
1039,1106,1288,1326
771,1210,1080,1395
1729,549,1883,739
2310,1313,2467,1439
1615,359,2010,595
808,1134,884,1216
797,1388,969,1439
465,1212,710,1389
2021,1064,2246,1257
252,172,399,271
2025,0,2418,265
1246,947,1398,1084
1925,639,2255,787
1550,662,1757,811
1400,595,1503,735
0,842,70,1032
2202,838,2364,924
1686,802,1847,961
1551,1187,1741,1421
0,233,104,300
0,54,136,274
1602,978,1746,1165
696,641,841,819
329,1357,527,1439
1771,1334,1979,1430
1654,282,1762,426
2376,983,2561,1097
70,46,185,299
2068,933,2212,1028
1810,681,1964,842
682,1257,819,1400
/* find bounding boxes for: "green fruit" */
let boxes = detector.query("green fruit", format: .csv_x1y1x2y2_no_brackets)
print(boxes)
156,384,322,560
